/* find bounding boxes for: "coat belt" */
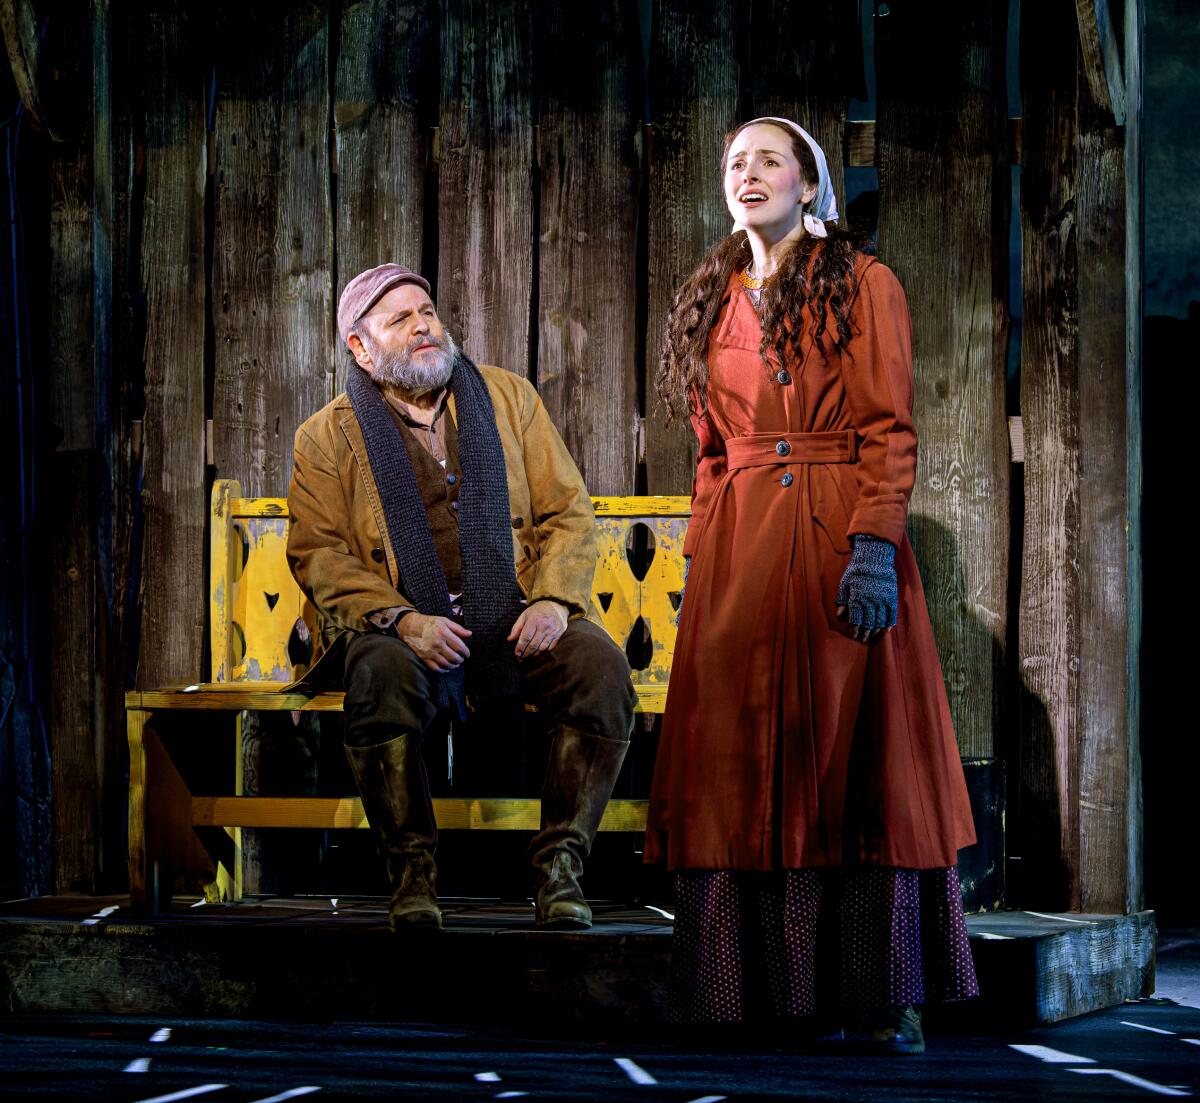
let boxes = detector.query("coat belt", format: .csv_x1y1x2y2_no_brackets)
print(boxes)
726,429,859,469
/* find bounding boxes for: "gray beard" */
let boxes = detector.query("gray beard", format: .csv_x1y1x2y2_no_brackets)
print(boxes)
368,331,458,394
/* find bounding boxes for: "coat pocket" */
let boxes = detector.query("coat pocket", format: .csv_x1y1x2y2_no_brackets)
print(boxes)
809,466,854,556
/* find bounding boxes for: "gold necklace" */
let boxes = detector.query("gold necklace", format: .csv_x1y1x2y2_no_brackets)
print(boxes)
737,264,764,291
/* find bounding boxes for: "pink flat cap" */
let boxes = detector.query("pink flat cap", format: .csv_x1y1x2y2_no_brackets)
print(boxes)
337,263,432,347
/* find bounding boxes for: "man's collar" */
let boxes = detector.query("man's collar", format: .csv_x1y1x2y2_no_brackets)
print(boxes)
384,386,449,428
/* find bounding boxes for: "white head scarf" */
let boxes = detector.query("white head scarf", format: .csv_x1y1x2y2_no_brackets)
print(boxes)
729,116,839,238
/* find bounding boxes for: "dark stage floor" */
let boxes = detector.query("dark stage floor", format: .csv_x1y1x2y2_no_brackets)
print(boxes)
0,899,1184,1099
0,980,1197,1102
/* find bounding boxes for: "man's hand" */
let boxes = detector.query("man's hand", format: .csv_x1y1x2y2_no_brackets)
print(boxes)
398,612,472,672
507,600,569,660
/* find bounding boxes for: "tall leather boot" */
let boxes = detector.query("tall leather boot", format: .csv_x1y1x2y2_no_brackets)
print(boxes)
345,734,441,931
529,725,629,929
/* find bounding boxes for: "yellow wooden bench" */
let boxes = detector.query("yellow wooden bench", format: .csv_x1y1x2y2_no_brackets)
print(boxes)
125,479,689,910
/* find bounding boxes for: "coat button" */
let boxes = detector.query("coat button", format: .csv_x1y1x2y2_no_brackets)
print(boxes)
451,501,460,512
775,439,791,456
371,548,385,562
781,472,794,488
512,517,524,529
776,370,791,385
447,473,457,485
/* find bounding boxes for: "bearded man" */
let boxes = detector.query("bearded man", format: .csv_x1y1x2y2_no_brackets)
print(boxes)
286,263,634,931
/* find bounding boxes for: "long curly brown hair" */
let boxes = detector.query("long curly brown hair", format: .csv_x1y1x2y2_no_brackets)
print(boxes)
656,121,864,424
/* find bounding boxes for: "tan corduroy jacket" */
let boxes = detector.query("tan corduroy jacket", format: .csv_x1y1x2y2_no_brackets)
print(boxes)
286,365,597,684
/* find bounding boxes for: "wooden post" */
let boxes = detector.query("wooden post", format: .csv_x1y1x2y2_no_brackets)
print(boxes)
875,1,1011,762
644,0,739,493
1073,0,1142,915
535,0,641,495
438,0,533,376
1018,0,1141,912
139,6,207,688
334,0,433,393
1019,0,1082,911
126,705,148,908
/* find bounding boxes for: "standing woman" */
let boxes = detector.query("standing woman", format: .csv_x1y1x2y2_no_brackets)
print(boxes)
646,118,979,1052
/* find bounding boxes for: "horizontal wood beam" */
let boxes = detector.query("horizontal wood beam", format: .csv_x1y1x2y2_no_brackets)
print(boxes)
845,118,1025,167
193,796,649,832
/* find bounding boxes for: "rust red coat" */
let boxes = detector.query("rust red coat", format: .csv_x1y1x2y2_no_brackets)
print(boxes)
645,258,976,871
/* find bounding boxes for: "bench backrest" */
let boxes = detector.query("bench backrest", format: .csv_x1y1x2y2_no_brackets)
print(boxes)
209,480,690,705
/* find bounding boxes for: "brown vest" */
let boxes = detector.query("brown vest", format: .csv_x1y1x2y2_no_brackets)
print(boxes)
386,405,464,593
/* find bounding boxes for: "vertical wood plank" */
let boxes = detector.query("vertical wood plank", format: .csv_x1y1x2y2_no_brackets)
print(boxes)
438,0,533,376
645,0,739,494
745,0,859,224
93,0,133,890
0,48,53,896
1122,0,1143,916
212,3,333,496
1019,0,1081,910
48,454,98,893
875,2,1010,760
103,0,134,888
334,0,433,392
1074,0,1141,915
138,7,207,688
536,0,641,495
1076,77,1128,912
48,122,99,893
49,148,95,452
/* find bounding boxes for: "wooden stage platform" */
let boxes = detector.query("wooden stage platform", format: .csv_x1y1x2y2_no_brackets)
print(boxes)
0,896,1155,1032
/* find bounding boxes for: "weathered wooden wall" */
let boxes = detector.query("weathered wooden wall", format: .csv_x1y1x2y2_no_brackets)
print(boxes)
139,6,206,690
875,2,1010,763
536,0,641,495
23,0,1140,912
334,0,432,394
643,0,736,495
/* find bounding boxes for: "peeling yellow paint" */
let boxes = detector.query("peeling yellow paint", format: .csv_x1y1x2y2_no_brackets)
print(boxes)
587,514,688,691
211,479,691,691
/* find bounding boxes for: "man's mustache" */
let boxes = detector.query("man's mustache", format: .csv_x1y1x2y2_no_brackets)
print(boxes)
407,334,450,356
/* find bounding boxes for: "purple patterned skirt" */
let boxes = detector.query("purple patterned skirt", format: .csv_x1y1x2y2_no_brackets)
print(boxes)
669,866,979,1025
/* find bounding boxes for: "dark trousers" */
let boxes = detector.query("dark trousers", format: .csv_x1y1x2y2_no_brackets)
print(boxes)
342,618,635,749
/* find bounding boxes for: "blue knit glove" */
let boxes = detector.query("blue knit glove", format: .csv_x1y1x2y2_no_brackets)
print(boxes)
835,535,898,631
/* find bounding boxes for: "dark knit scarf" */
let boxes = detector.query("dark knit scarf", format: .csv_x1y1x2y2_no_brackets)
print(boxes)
346,352,524,719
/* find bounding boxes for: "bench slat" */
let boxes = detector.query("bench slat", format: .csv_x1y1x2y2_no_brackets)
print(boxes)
192,796,649,832
127,684,668,714
226,495,692,518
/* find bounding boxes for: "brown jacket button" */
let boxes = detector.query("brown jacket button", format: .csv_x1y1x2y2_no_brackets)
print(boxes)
512,517,524,529
371,548,385,562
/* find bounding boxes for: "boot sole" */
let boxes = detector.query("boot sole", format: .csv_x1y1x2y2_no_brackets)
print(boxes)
390,912,443,932
536,914,592,930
